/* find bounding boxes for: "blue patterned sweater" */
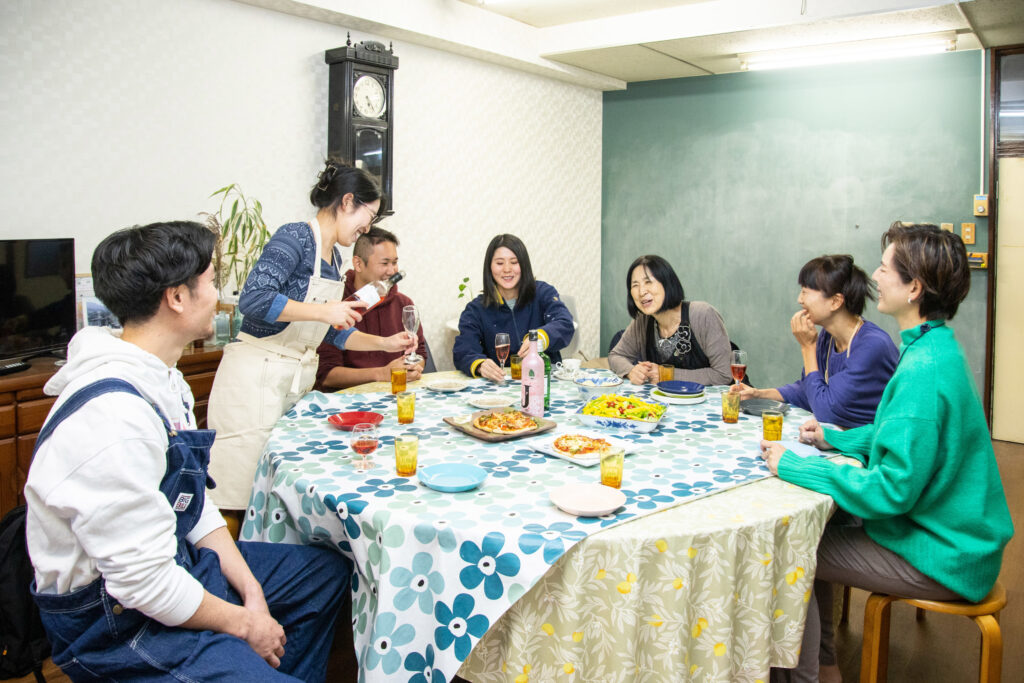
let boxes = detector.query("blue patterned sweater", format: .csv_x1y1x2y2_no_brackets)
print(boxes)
238,222,355,349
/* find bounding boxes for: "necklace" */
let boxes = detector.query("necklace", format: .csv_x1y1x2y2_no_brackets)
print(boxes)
824,317,864,383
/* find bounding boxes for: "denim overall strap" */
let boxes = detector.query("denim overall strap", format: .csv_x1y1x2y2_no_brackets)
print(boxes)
33,378,170,454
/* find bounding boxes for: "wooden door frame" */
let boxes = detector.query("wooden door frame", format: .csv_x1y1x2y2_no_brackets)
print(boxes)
986,44,1024,422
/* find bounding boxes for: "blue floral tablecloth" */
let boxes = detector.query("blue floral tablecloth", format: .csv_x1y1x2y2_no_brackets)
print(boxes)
242,376,831,682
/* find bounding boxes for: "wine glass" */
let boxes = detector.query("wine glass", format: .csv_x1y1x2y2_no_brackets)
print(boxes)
730,349,748,385
402,305,422,364
350,423,379,473
494,332,511,376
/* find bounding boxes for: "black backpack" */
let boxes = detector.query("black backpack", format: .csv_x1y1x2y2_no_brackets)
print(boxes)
0,505,49,682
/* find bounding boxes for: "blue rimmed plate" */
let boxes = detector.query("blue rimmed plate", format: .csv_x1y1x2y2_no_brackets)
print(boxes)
418,463,487,492
656,380,705,396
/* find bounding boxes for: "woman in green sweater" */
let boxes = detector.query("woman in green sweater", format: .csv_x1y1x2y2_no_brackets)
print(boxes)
760,222,1013,683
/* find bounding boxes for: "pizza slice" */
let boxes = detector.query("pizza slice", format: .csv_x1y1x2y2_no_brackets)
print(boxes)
552,434,614,458
473,409,539,435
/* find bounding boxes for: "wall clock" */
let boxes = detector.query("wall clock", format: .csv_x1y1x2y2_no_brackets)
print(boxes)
325,35,399,213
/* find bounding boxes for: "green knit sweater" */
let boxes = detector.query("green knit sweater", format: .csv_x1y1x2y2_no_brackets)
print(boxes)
777,322,1013,602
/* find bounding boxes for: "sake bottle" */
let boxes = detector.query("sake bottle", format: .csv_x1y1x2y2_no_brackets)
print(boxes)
520,330,545,417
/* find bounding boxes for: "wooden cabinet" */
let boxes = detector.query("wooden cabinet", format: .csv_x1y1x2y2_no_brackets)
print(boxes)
0,346,222,518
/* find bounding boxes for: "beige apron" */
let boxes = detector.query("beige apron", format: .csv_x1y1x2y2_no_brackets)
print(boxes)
207,218,345,509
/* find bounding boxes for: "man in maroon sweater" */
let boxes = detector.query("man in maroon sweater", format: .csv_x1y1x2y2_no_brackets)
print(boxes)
315,228,428,390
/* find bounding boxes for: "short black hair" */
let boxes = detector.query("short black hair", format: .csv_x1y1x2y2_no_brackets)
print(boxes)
92,221,217,326
353,226,399,264
882,221,970,320
797,254,874,316
625,255,685,319
310,160,384,216
481,234,536,308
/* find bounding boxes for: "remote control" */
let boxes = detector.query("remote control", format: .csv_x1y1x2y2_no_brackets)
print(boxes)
0,361,31,376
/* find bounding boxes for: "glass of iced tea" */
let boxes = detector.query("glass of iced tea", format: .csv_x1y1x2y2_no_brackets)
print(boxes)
721,392,740,424
600,448,625,489
394,434,418,477
659,364,674,382
390,366,407,394
510,354,522,380
762,410,783,440
350,423,378,473
396,391,415,424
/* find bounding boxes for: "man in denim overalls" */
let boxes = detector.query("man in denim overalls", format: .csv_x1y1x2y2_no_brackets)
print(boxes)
24,221,351,681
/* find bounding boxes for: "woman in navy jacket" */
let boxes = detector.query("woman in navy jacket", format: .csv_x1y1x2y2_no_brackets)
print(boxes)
453,234,575,382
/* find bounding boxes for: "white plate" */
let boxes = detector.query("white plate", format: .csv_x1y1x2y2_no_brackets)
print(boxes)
467,395,517,410
530,431,632,467
425,380,469,392
552,369,579,382
550,483,626,517
650,389,707,405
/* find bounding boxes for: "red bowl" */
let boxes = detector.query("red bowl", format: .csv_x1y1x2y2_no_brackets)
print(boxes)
327,411,384,431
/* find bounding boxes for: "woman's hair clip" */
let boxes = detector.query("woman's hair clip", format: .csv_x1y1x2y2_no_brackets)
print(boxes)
316,163,339,191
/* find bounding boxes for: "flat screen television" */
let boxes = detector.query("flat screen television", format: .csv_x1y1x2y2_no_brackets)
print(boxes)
0,238,76,363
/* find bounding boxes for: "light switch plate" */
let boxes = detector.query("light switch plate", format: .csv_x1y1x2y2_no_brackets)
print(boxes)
962,223,976,244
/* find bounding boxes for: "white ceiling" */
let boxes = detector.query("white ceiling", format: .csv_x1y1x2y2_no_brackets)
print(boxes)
460,0,1024,82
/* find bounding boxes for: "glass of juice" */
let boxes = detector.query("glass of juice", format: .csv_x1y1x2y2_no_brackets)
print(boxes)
730,349,748,384
510,354,522,380
394,434,418,477
600,448,625,489
350,423,378,473
659,364,674,383
390,366,407,394
721,391,740,424
397,391,415,424
762,410,783,440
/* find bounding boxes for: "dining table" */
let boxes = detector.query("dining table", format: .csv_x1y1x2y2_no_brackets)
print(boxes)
240,369,838,683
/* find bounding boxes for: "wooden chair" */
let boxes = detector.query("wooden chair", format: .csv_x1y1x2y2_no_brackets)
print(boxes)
859,580,1007,683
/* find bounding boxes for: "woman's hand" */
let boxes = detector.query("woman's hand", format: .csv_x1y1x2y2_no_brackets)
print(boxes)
477,359,507,383
380,331,416,354
798,418,833,450
729,383,759,400
322,300,366,329
516,337,531,358
790,310,818,348
759,441,787,475
627,362,659,385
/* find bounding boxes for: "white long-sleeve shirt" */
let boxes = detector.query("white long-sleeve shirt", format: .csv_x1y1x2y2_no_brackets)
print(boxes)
25,327,226,626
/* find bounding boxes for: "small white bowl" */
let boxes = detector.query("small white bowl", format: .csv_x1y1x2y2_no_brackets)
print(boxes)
573,374,623,402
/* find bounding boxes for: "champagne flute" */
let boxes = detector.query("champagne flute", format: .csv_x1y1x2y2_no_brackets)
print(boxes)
730,349,748,385
402,305,422,364
350,423,379,473
495,332,511,377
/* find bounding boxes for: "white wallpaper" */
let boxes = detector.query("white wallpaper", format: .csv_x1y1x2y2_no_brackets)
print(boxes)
0,0,603,369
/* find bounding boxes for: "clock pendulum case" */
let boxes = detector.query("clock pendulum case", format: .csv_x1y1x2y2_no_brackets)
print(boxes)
325,35,399,213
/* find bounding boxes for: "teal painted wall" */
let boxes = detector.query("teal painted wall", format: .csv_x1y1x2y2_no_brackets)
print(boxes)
602,50,989,390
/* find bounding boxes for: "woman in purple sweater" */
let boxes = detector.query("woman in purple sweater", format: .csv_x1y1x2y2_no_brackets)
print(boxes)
732,254,898,428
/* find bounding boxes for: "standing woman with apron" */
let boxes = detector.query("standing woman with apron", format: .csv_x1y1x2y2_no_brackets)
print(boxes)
208,162,414,510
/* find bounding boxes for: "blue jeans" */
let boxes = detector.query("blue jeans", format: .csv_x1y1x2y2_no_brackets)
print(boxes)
35,542,350,682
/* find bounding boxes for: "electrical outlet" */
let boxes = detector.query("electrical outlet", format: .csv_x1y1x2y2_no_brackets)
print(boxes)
940,223,954,232
961,223,976,244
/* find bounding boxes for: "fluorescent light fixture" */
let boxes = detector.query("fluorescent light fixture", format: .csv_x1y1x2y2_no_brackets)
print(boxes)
739,32,957,71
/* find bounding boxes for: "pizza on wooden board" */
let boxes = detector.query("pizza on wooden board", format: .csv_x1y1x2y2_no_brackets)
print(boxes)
552,434,614,458
473,410,539,435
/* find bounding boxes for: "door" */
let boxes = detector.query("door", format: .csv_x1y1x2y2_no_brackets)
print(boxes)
992,156,1024,443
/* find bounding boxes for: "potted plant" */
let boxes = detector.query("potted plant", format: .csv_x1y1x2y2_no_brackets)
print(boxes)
203,183,271,296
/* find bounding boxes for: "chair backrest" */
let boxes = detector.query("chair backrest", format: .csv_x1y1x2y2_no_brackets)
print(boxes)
560,294,580,359
608,329,625,355
423,337,437,374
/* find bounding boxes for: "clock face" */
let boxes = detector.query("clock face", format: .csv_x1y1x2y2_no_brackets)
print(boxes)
353,74,386,119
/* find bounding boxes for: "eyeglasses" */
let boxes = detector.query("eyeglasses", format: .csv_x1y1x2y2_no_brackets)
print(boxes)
361,203,379,225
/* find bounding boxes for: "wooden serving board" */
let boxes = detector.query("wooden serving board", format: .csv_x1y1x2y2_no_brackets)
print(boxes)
443,410,557,443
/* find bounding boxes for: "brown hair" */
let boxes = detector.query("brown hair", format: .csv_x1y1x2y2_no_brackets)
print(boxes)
881,221,970,320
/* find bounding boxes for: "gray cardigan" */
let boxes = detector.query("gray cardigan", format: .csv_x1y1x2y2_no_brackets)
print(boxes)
608,301,734,385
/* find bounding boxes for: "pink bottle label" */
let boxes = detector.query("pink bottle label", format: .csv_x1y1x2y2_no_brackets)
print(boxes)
520,365,544,417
